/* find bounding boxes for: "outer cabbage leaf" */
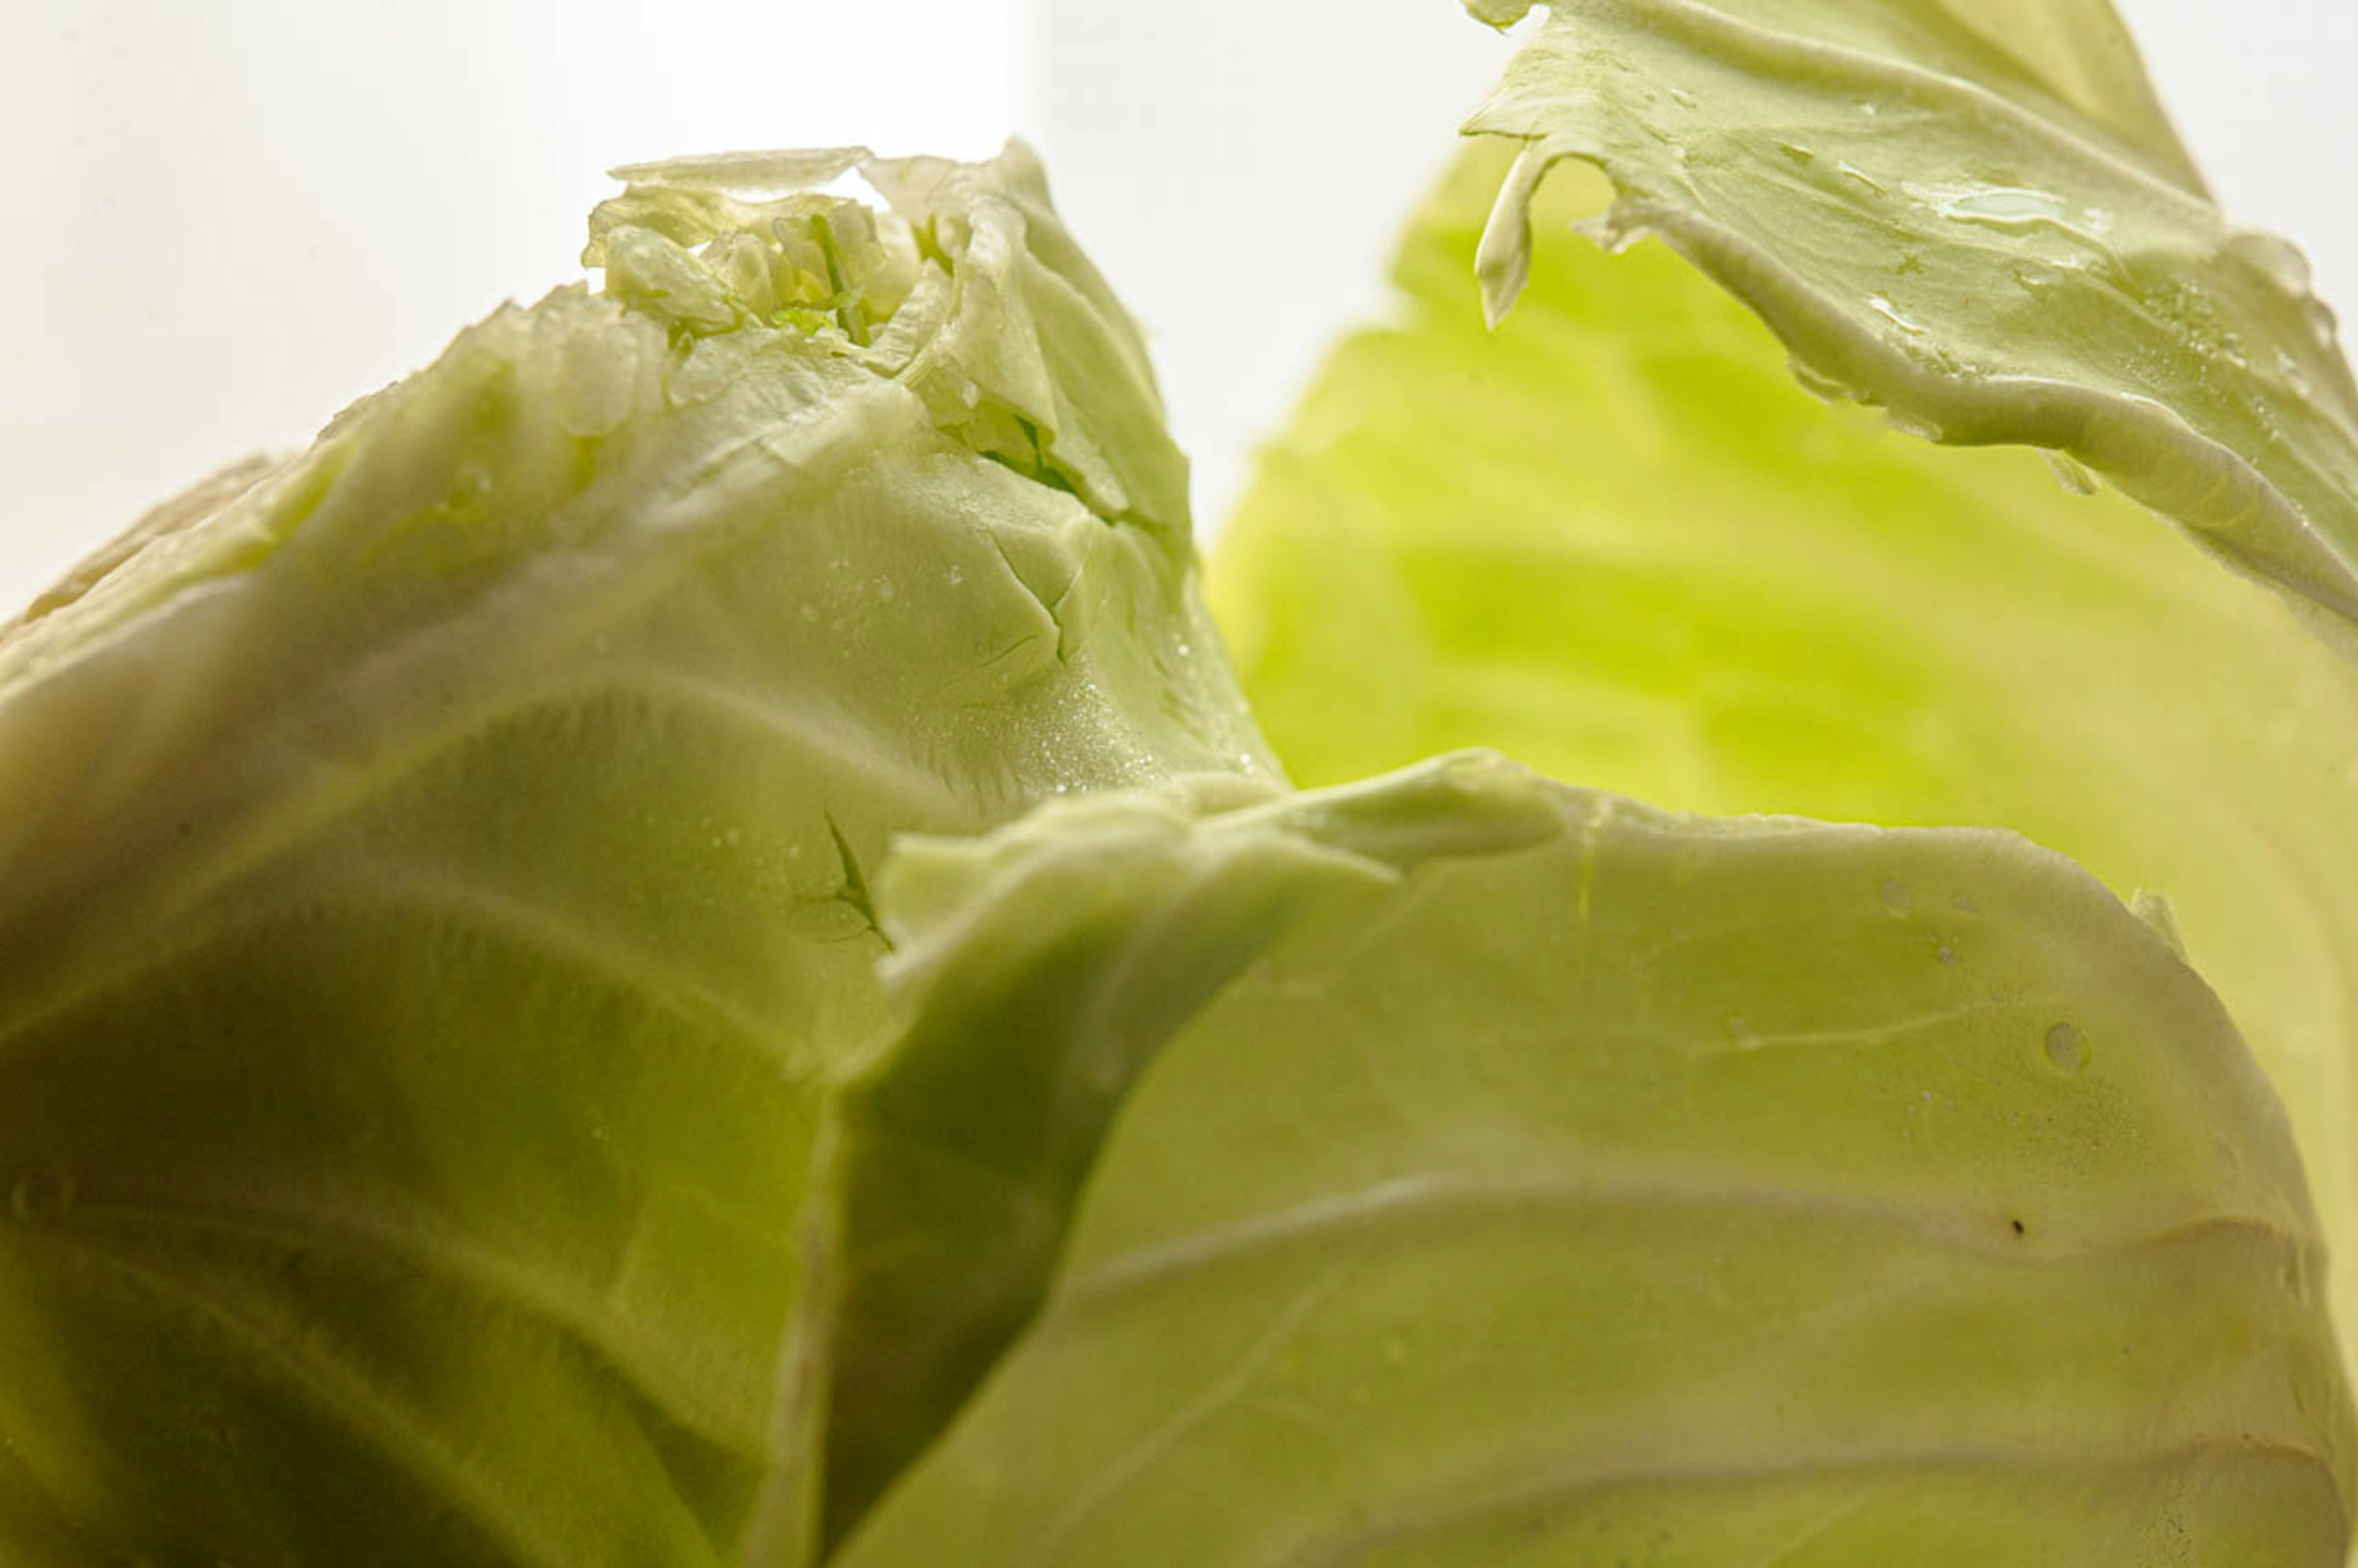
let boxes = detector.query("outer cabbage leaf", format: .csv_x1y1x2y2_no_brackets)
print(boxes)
810,762,1551,1548
0,145,1274,1568
1210,134,2358,1379
1462,0,2358,650
831,753,2355,1567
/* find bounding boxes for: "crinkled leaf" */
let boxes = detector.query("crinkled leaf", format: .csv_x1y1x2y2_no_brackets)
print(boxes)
583,141,1189,538
1463,0,2358,651
0,146,1273,1568
835,754,2354,1567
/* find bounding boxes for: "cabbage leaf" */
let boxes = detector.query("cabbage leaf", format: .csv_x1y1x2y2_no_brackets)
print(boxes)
832,754,2354,1567
0,145,1273,1568
1211,15,2358,1381
6,0,2358,1561
1461,0,2358,652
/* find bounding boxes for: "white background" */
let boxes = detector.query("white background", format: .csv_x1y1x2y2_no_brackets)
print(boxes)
2,1,2352,610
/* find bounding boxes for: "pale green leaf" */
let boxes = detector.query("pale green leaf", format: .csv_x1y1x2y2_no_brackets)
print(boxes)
0,145,1273,1568
836,755,2354,1567
1210,139,2358,1392
1462,0,2358,649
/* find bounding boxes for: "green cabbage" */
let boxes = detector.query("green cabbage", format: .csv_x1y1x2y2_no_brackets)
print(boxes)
1460,0,2358,652
830,753,2354,1566
1214,7,2358,1387
0,144,1272,1568
4,0,2357,1563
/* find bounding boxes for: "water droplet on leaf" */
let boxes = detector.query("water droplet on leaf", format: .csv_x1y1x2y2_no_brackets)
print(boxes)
2042,1022,2089,1076
1834,160,1883,193
1868,294,1927,336
2041,451,2099,496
